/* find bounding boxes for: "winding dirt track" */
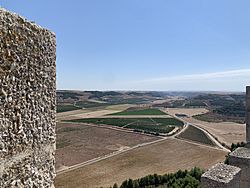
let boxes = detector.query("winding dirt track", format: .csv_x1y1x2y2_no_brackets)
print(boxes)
166,108,245,147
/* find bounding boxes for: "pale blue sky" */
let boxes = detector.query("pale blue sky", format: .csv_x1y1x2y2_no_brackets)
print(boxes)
1,1,250,91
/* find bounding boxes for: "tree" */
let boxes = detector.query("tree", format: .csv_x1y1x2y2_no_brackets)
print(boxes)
111,167,204,188
113,183,118,188
120,180,128,188
127,179,133,188
133,180,139,188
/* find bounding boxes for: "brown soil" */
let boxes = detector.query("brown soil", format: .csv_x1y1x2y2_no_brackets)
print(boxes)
55,138,226,188
57,104,133,121
166,108,209,117
167,108,245,147
56,122,159,170
183,117,245,147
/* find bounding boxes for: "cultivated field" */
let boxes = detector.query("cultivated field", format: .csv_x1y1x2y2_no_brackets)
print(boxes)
166,108,209,117
193,112,245,124
56,122,159,170
166,108,245,147
108,108,167,116
57,104,133,121
177,125,216,146
66,117,183,134
57,104,81,113
75,101,109,108
55,138,227,188
182,117,245,147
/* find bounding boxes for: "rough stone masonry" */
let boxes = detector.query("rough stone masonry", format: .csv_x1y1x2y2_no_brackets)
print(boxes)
247,86,250,147
0,8,56,187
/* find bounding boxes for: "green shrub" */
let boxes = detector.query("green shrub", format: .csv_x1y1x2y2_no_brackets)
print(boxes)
114,167,204,188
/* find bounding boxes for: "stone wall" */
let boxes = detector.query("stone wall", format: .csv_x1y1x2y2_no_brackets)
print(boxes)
201,163,241,188
0,8,56,187
229,148,250,188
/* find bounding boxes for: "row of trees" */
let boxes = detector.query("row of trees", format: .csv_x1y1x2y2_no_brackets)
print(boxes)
108,167,204,188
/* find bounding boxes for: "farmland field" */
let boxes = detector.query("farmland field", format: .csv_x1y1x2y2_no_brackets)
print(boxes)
75,101,109,108
55,138,227,188
166,108,209,117
166,107,246,147
56,104,133,121
184,100,207,107
108,108,167,116
65,118,184,134
56,122,158,170
57,104,81,113
193,112,245,124
182,116,246,147
177,125,216,146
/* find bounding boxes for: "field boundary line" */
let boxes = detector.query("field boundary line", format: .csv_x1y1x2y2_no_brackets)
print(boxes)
160,108,230,152
173,137,228,152
190,123,230,152
58,121,164,139
56,137,168,175
122,121,138,128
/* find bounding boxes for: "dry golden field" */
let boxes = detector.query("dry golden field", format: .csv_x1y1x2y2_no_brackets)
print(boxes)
182,117,245,147
57,104,133,121
55,138,226,188
166,108,245,147
56,122,159,170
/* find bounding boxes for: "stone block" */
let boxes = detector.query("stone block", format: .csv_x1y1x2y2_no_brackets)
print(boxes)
229,147,250,188
201,163,241,188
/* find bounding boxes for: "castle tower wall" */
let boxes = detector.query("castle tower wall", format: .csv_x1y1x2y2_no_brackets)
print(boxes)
0,8,56,187
246,86,250,146
201,163,241,188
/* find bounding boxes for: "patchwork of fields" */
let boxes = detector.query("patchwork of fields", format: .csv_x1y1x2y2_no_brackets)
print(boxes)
108,108,167,116
55,138,227,188
66,117,183,134
55,101,236,188
56,122,159,170
166,107,245,147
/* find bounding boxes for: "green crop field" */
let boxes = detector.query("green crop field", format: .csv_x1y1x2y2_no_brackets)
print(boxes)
68,118,136,127
127,123,175,134
177,125,216,146
66,117,183,134
108,108,167,116
57,104,81,113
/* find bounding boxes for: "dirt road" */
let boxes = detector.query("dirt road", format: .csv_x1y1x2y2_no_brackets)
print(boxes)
166,108,245,147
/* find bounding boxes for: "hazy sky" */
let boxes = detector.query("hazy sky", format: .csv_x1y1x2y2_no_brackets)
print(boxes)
1,1,250,91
